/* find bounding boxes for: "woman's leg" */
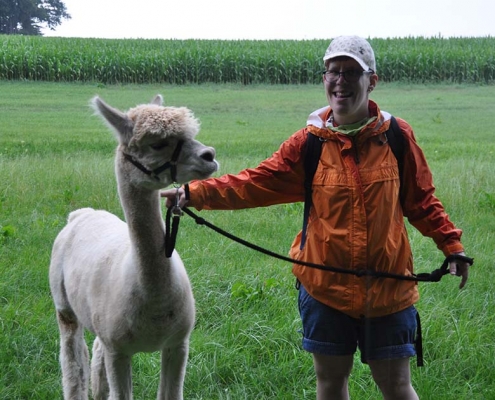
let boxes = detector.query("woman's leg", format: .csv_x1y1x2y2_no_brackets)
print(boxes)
298,284,357,399
313,353,354,400
359,306,419,398
368,357,419,400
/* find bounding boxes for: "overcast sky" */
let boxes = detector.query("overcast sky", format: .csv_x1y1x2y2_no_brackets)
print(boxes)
42,0,492,40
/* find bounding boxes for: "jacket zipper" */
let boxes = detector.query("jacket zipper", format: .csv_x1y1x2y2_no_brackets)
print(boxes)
349,135,368,277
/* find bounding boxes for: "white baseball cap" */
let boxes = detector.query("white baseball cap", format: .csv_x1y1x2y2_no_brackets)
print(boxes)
323,35,376,72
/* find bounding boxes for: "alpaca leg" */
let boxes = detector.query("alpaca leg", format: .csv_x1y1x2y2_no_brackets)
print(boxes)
57,310,90,400
90,337,109,400
157,342,189,400
104,350,133,400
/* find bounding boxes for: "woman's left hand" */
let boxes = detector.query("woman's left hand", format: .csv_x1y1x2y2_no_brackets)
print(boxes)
448,252,471,289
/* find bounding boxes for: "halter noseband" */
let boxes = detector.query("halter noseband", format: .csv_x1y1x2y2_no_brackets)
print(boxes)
122,140,184,182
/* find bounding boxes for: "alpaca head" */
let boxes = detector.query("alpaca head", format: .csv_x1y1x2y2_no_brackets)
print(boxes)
91,95,218,189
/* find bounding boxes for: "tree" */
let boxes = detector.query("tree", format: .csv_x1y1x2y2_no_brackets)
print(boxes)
0,0,71,35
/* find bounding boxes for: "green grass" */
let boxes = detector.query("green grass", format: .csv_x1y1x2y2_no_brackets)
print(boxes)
1,81,494,399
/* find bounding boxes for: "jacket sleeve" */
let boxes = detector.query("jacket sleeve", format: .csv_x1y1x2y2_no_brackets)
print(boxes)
398,119,464,256
187,128,308,210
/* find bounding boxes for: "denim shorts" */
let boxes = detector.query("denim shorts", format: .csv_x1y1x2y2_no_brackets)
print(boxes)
298,284,417,363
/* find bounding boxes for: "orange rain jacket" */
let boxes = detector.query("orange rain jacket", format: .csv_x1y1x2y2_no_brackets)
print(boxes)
188,101,464,318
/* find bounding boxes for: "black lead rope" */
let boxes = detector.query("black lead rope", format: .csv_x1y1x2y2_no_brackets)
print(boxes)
165,207,182,258
180,206,473,283
175,206,473,367
164,188,184,258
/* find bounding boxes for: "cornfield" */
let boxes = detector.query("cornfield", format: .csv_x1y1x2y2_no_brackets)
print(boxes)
1,34,494,84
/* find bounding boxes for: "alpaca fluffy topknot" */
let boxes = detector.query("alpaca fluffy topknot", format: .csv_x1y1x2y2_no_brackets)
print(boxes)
127,105,200,143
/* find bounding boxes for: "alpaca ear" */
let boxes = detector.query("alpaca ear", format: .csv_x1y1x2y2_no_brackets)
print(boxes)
91,96,134,144
150,94,163,106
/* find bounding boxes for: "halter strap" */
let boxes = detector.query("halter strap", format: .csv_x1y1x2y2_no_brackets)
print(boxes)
122,140,184,182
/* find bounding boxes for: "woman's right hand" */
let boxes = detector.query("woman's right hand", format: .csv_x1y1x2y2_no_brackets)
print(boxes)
160,187,188,209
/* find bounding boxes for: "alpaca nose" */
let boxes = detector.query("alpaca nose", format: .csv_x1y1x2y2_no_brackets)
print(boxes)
200,147,216,162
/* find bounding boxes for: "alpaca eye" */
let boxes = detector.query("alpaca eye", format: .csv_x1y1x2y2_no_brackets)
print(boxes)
150,141,169,150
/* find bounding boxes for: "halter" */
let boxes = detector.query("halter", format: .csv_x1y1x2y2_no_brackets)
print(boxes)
121,140,186,257
122,140,185,183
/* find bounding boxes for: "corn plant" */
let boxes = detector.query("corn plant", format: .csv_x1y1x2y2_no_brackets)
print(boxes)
1,35,494,84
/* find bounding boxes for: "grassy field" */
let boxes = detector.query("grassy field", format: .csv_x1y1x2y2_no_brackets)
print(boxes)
1,81,494,399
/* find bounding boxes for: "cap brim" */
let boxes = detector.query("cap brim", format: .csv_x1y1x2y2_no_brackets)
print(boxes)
323,51,370,71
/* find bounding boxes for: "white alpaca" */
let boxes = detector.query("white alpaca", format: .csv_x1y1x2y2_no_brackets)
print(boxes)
49,95,218,400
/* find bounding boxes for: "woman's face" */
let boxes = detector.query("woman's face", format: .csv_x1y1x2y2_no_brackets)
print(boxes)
323,57,378,125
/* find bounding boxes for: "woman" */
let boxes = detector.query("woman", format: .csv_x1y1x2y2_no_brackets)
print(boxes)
162,36,471,399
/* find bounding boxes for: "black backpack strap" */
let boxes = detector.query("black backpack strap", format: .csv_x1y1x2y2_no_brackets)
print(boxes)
415,310,424,367
301,132,324,250
385,116,406,204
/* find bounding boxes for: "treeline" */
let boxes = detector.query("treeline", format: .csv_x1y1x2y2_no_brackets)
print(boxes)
1,35,494,84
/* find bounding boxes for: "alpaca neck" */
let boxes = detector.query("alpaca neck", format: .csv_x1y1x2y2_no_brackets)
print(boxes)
121,184,166,259
116,161,170,269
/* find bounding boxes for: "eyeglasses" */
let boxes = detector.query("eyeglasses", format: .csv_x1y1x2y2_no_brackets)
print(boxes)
322,69,372,83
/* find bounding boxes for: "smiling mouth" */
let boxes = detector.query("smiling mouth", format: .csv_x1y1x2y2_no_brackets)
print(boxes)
333,91,352,98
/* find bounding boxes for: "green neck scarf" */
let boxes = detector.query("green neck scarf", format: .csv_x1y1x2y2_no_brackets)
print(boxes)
327,115,377,136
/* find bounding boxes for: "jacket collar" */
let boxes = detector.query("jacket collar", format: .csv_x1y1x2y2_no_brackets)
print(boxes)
307,100,392,139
